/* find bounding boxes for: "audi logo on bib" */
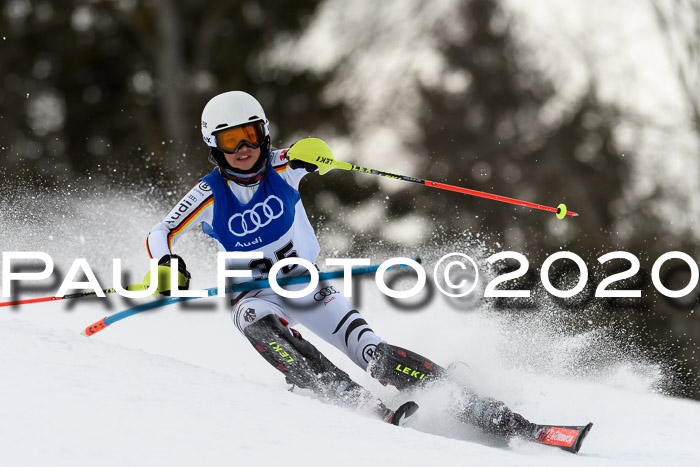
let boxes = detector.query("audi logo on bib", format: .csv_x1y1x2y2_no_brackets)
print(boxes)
228,195,284,237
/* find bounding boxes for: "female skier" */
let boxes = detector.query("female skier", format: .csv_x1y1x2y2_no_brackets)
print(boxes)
145,90,534,434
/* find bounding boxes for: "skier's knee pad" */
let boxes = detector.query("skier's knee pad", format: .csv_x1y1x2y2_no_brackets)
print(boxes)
368,342,447,389
231,299,278,335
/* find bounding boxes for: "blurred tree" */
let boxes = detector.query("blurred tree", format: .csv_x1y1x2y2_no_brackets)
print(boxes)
412,0,629,255
651,0,700,138
413,0,700,399
0,0,343,184
294,0,630,257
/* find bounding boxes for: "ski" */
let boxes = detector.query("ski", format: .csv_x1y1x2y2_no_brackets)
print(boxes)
288,382,419,427
387,400,420,426
524,422,593,453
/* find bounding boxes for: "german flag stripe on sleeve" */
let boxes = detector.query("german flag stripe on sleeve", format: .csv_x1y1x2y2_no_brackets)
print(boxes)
167,195,214,250
273,162,289,173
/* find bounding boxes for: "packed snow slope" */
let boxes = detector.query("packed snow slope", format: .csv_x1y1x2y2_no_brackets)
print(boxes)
1,186,698,466
1,285,698,467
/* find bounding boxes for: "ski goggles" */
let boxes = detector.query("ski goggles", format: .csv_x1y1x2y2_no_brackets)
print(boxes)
213,123,264,153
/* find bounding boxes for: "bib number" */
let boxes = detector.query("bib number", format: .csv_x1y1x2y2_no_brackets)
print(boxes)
248,241,299,280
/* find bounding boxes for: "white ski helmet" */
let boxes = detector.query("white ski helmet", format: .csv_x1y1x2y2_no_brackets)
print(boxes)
201,91,271,185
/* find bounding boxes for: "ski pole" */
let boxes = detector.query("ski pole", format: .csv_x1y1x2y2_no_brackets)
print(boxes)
0,283,148,308
82,260,417,336
287,138,578,219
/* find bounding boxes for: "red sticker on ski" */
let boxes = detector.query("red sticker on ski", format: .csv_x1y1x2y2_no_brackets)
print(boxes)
542,427,579,447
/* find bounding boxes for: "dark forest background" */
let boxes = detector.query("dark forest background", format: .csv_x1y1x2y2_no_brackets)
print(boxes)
1,0,699,398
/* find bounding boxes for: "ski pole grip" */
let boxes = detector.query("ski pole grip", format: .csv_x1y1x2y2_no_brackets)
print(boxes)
287,138,351,175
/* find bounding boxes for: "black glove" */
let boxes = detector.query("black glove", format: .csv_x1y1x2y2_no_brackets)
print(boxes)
289,159,318,172
287,141,318,172
157,254,191,296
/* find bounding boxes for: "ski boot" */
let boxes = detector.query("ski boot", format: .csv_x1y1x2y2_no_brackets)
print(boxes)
369,343,530,436
457,394,532,438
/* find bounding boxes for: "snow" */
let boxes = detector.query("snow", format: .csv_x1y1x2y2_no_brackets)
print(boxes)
1,188,697,466
2,283,699,467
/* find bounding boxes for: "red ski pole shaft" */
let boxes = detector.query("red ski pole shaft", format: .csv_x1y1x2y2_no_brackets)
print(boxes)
287,139,577,217
0,284,147,308
348,164,578,217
